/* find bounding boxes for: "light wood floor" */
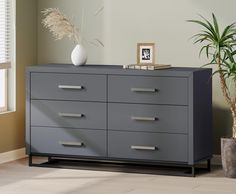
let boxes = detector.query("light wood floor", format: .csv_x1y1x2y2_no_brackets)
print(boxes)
0,158,236,194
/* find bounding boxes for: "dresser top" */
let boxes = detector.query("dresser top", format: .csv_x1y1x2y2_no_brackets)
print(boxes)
27,64,211,77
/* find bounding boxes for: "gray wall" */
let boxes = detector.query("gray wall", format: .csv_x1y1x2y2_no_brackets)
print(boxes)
36,0,236,154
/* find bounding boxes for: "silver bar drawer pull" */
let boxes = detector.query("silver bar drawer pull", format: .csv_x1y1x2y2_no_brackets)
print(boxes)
131,145,156,151
58,85,83,90
131,88,157,92
58,112,84,118
131,116,157,121
59,141,83,147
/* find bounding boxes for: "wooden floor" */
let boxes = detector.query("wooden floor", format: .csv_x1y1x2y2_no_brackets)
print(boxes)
0,158,236,194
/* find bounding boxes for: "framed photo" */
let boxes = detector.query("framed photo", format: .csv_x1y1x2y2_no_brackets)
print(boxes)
137,43,155,64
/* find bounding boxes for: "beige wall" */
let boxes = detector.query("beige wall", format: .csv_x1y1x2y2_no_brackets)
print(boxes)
0,0,37,153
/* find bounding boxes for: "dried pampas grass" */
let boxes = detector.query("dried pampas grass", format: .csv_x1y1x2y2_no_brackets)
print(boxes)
42,8,80,44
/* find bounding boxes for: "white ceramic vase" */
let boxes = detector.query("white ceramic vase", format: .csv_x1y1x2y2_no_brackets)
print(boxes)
71,44,87,66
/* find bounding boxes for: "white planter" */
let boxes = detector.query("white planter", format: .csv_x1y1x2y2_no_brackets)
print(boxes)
71,44,87,66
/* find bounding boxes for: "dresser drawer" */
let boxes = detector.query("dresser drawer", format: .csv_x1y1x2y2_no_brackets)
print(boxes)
108,131,188,162
31,100,106,129
108,76,188,105
31,127,106,157
108,103,188,133
30,73,106,101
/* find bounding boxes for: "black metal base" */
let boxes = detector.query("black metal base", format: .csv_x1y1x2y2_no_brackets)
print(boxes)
28,155,211,177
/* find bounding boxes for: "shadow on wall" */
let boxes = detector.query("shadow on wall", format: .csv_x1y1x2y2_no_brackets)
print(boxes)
213,105,232,154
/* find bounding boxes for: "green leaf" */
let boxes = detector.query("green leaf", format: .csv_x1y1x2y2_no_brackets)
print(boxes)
201,30,216,41
213,69,227,75
194,37,208,44
231,50,236,56
198,14,219,41
225,50,235,63
201,62,217,68
212,13,220,39
187,19,218,40
206,44,211,58
223,60,232,69
209,69,228,81
199,44,212,58
222,23,236,38
220,32,236,43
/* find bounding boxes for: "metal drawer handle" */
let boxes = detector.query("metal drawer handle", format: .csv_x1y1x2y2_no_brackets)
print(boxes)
131,88,157,93
131,145,157,151
58,112,84,118
59,141,83,147
58,85,83,90
131,116,157,121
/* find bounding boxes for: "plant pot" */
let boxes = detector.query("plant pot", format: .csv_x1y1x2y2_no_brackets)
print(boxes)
221,138,236,178
71,44,87,66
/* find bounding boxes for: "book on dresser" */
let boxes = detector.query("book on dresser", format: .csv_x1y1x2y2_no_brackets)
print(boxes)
26,64,212,177
123,64,171,70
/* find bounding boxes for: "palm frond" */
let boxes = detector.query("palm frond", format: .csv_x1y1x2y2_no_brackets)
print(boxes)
199,44,212,58
222,23,236,38
212,13,220,40
198,14,219,40
187,19,218,41
220,32,236,43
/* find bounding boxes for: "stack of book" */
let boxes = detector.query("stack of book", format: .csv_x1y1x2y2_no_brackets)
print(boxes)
123,64,171,70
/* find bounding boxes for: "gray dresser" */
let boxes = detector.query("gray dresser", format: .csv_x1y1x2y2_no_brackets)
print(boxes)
26,64,212,176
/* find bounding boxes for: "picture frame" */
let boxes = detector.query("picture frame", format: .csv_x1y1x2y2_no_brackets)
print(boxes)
137,43,155,64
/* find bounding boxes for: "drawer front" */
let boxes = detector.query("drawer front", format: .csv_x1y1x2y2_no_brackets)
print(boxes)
31,127,106,157
31,100,106,129
108,103,188,133
108,131,188,162
31,73,106,101
108,76,188,105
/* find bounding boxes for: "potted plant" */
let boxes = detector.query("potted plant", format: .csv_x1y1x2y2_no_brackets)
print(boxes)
188,14,236,178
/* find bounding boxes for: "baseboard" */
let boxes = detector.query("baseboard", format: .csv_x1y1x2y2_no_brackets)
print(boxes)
212,154,222,165
0,148,26,164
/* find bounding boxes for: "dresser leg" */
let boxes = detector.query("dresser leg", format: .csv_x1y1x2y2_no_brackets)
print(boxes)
207,159,211,172
48,156,53,163
29,155,33,166
191,165,195,177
